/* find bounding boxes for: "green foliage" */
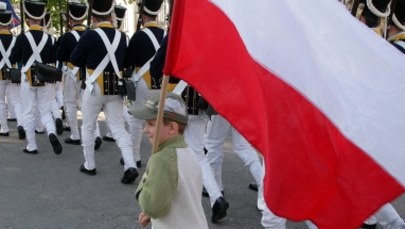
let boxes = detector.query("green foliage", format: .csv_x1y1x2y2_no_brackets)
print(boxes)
10,0,87,35
9,0,139,35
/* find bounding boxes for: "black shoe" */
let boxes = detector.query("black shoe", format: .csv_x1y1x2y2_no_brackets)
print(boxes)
102,135,115,142
202,187,224,198
65,137,81,145
94,137,102,150
361,223,377,229
18,126,25,140
63,126,71,131
121,167,139,184
7,118,16,121
136,160,142,168
23,148,38,155
0,132,9,136
211,197,229,223
248,182,259,192
61,106,66,120
49,133,62,155
35,130,45,134
79,164,96,176
202,187,209,197
55,118,64,135
120,157,125,166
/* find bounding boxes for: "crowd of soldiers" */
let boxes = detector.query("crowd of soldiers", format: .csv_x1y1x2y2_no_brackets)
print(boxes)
0,0,404,228
0,0,240,225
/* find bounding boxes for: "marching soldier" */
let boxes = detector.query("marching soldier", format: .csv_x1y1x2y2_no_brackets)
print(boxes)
42,12,64,136
0,2,25,138
101,4,128,144
387,0,405,54
70,0,138,184
204,107,263,196
10,0,62,155
123,0,165,168
56,0,88,145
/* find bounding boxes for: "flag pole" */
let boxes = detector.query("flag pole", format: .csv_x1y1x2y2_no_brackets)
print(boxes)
151,75,170,154
150,0,174,154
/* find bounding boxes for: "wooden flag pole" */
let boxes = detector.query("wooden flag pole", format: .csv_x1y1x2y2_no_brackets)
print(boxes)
151,75,170,154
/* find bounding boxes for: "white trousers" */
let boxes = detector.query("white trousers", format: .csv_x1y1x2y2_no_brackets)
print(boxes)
5,83,22,126
54,81,63,108
0,80,9,133
5,85,16,119
81,87,135,170
205,114,263,190
365,204,405,229
184,113,223,206
64,72,82,140
126,78,151,162
125,106,143,162
50,83,61,120
20,80,55,151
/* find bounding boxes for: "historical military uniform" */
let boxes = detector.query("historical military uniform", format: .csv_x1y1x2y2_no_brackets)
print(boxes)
388,0,405,54
34,12,63,136
70,0,138,184
204,108,263,193
0,2,24,138
56,1,88,145
42,12,64,134
101,4,128,144
123,0,165,168
10,0,62,155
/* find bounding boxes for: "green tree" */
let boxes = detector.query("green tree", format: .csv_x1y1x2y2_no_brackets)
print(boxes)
11,0,137,35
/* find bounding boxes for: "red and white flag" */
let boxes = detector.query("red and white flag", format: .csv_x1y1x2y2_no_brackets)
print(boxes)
164,0,405,228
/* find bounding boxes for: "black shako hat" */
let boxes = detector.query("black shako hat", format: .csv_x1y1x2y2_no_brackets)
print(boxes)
115,5,126,28
393,0,405,24
68,2,88,21
92,0,115,17
138,0,164,16
24,0,47,20
0,2,13,26
361,0,392,19
115,5,126,20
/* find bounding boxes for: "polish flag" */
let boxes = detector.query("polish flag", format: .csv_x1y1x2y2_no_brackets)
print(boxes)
164,0,405,228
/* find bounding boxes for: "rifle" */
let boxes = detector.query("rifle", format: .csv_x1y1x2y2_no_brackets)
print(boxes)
65,0,70,31
351,0,360,16
87,0,93,29
20,0,25,33
136,0,146,31
387,0,398,26
385,0,398,39
59,0,64,35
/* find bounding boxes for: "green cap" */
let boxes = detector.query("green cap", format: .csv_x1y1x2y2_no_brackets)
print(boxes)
129,92,188,125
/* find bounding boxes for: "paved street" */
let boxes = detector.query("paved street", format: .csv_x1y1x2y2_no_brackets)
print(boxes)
0,116,404,229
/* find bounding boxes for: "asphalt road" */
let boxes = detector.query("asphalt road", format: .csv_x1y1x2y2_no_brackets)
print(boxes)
0,116,404,229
